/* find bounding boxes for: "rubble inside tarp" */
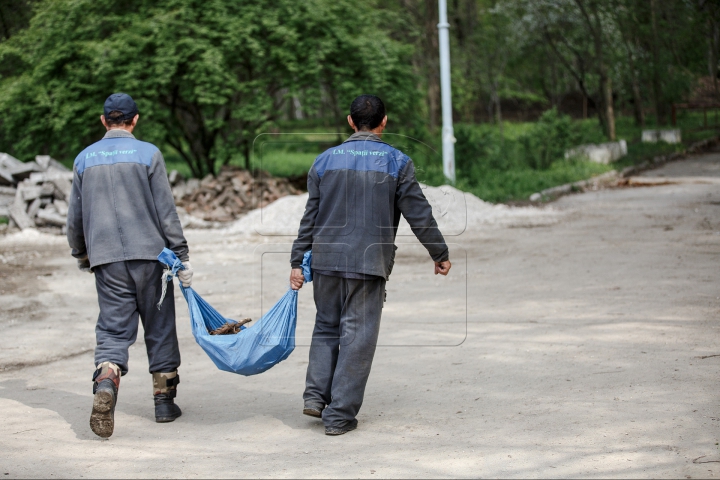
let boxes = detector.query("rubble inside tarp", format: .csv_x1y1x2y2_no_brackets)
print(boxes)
171,166,301,222
0,153,73,233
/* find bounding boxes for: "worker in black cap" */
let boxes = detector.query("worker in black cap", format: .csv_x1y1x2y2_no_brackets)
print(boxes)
66,93,194,438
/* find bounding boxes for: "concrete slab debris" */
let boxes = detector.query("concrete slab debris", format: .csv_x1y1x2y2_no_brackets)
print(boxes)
565,140,628,164
642,129,682,144
10,161,42,182
0,153,73,232
8,202,36,230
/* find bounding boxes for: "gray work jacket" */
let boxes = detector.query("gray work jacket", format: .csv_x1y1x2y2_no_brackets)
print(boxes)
290,131,449,279
66,130,189,268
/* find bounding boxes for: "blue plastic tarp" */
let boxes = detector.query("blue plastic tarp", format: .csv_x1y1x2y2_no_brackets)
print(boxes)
157,248,311,376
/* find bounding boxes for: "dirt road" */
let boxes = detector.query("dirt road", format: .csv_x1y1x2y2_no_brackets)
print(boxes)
1,151,719,478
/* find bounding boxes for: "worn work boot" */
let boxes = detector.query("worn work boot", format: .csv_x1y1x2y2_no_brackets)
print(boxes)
325,420,358,436
90,362,121,438
303,402,324,418
152,371,182,423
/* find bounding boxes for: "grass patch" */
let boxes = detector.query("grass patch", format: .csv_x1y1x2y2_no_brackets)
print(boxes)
251,151,317,177
462,162,613,203
0,216,8,225
613,141,685,170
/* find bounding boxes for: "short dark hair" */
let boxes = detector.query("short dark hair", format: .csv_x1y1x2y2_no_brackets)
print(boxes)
350,95,386,130
105,110,134,127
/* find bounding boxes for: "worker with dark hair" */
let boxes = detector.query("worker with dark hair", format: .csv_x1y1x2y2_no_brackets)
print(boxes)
66,93,193,438
290,94,451,435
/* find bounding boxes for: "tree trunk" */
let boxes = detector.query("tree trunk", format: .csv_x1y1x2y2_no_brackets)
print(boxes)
419,0,440,130
490,80,503,139
631,73,645,128
242,140,251,171
650,0,665,125
0,5,9,40
709,18,719,94
616,6,645,129
573,0,616,139
595,89,608,137
625,41,645,127
603,74,616,140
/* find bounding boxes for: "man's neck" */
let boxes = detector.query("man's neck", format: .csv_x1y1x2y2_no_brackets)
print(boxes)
106,126,135,134
103,128,135,138
355,128,383,138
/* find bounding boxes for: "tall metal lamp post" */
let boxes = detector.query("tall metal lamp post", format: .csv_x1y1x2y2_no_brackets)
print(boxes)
438,0,456,184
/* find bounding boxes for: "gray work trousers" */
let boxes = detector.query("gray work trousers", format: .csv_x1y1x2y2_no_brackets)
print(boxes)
93,260,180,376
304,273,385,428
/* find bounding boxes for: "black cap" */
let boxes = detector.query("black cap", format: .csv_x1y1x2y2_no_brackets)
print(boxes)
103,93,138,120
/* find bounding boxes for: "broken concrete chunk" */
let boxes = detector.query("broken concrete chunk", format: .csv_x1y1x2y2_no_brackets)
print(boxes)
8,202,36,230
51,178,72,201
168,169,184,186
0,153,23,170
0,166,14,186
54,199,69,216
36,208,66,226
43,203,58,214
28,170,74,183
565,140,628,164
27,197,42,219
642,129,682,144
40,183,55,197
20,185,44,202
10,161,42,181
35,155,70,172
0,189,15,208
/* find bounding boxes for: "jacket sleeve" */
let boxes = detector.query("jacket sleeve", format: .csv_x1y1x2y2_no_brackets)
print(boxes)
396,159,449,262
66,165,87,259
290,167,320,268
148,150,189,262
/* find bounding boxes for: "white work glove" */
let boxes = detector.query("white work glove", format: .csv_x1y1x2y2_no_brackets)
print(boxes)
177,261,193,287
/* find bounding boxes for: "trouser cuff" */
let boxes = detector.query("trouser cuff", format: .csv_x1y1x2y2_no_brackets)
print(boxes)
93,361,121,390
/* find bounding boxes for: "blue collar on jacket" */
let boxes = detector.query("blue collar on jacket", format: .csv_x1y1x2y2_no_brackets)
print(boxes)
315,131,408,179
75,129,156,174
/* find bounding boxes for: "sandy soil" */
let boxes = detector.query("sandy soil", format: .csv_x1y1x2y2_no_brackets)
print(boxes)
1,151,719,478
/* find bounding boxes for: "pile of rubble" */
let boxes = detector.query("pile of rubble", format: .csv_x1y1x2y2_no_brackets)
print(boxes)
171,166,300,222
1,153,73,232
0,154,302,232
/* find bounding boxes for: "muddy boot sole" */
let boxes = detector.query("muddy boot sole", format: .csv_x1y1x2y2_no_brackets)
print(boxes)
90,389,115,438
325,423,357,436
303,407,323,418
155,409,182,423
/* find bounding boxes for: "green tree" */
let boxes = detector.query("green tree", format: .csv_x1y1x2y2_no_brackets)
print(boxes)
0,0,34,40
0,0,417,176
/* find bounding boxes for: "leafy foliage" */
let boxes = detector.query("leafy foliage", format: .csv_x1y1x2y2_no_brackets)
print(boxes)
0,0,717,204
0,0,34,40
456,108,595,174
0,0,418,176
519,108,577,170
